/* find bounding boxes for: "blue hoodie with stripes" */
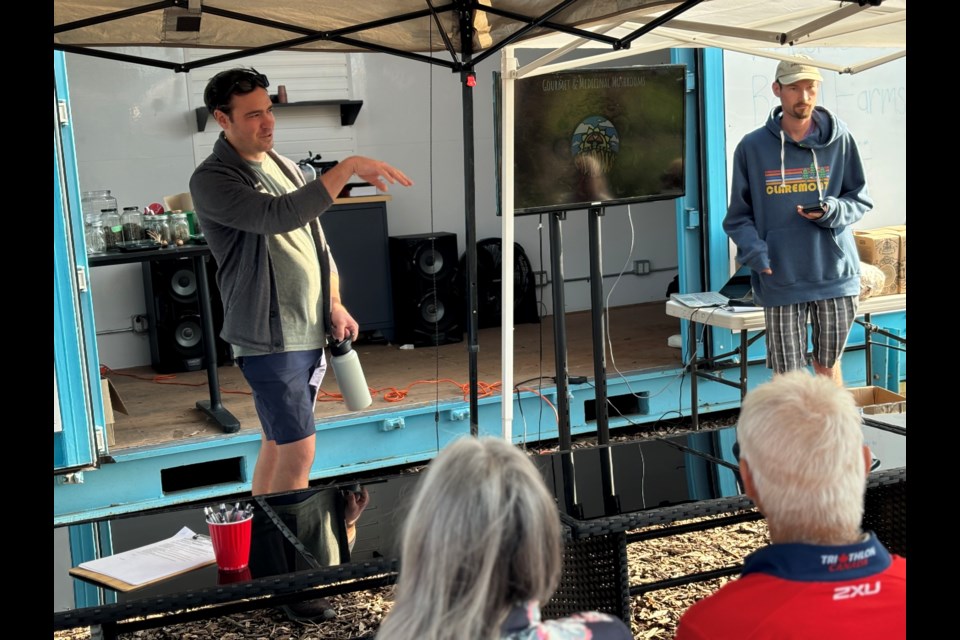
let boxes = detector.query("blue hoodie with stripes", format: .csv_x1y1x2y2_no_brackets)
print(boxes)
723,105,873,307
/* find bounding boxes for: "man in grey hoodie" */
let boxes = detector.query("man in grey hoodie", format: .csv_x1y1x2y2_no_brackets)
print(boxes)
723,55,873,385
190,67,412,496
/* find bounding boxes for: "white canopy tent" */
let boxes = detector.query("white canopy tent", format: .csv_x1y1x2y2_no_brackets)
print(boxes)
54,0,907,439
54,1,905,68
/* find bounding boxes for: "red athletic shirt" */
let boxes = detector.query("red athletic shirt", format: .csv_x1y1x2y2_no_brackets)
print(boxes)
676,533,906,640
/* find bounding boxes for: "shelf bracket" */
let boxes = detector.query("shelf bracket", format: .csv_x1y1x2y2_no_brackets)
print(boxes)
339,101,363,126
196,107,209,132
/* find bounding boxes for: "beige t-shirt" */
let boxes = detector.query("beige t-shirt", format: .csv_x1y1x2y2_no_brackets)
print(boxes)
233,156,325,357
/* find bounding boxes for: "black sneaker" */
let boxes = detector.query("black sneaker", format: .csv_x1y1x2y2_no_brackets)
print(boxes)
281,597,337,623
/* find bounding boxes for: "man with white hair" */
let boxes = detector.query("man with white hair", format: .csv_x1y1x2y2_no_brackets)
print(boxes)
676,371,906,639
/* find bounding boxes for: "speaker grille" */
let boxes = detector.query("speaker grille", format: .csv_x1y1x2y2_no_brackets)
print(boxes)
174,316,203,350
389,233,463,347
168,268,197,300
142,258,233,373
416,247,447,278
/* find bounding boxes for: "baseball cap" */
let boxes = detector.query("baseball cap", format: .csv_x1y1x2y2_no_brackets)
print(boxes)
775,55,823,84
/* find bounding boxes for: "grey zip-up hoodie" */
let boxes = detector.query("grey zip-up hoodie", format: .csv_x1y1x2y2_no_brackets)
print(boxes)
189,133,337,353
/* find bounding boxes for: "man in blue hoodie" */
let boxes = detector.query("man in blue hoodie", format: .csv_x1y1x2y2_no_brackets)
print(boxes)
723,55,873,385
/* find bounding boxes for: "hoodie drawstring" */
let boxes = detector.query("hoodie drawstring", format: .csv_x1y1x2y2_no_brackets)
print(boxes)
779,129,825,202
779,130,786,187
811,148,824,203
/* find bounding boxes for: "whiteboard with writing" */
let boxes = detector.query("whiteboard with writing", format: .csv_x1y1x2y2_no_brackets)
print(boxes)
723,48,906,229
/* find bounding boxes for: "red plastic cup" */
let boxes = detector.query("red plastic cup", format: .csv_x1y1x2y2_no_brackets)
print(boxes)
217,566,252,585
208,516,253,571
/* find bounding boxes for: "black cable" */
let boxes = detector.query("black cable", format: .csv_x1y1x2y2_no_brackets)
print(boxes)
515,375,554,388
427,20,441,433
537,213,547,445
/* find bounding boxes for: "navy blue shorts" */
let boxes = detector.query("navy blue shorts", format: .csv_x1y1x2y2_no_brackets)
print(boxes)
236,349,326,445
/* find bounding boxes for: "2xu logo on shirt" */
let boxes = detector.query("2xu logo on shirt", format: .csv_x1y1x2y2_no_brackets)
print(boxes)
142,258,233,373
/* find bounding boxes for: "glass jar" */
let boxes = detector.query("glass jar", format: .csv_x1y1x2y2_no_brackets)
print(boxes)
101,208,122,249
81,190,118,223
169,212,191,244
84,213,106,255
121,206,144,242
143,211,170,245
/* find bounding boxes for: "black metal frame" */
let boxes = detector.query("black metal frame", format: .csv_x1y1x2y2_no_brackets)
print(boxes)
553,466,906,623
54,459,905,637
684,308,907,429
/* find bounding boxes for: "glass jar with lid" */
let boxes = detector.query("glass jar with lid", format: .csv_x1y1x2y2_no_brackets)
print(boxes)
143,211,171,245
101,208,122,249
169,211,191,245
84,212,106,255
81,190,118,223
121,206,144,243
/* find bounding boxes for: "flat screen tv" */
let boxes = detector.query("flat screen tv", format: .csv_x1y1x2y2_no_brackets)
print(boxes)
495,65,686,216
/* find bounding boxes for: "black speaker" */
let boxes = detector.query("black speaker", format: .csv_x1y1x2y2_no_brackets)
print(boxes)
388,232,463,347
459,238,540,330
142,257,233,373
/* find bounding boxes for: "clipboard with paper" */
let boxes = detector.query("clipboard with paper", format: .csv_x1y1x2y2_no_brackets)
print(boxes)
69,527,216,592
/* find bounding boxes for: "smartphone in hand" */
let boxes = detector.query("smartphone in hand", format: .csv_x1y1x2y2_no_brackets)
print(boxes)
801,202,826,215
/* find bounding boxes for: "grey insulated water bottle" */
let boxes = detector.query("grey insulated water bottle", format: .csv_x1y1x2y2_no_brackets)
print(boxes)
329,338,373,411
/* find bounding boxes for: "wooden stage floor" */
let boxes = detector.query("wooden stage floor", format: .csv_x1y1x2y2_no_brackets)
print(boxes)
105,302,682,451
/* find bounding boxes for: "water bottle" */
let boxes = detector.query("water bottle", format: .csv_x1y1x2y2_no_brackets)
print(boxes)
329,338,372,411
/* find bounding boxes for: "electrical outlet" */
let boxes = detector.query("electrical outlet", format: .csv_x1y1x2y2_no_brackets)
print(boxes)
533,270,548,287
633,259,651,275
132,314,149,334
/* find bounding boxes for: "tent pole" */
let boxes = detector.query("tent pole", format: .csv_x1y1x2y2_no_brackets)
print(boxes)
462,75,479,437
500,48,517,441
460,60,479,436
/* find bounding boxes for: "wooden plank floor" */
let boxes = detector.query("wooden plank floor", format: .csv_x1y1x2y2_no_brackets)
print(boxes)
105,302,682,451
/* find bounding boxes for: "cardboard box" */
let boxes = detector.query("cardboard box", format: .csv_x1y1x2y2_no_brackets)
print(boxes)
849,386,906,415
854,229,899,296
101,378,129,447
884,224,906,294
163,191,194,213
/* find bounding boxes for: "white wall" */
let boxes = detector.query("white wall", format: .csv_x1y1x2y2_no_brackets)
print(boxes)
67,47,681,368
351,52,677,318
353,50,679,318
723,48,906,228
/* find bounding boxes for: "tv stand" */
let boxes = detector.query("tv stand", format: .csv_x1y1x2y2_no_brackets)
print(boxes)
547,206,617,517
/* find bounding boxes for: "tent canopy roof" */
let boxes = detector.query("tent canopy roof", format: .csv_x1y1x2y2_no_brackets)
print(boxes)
54,1,906,74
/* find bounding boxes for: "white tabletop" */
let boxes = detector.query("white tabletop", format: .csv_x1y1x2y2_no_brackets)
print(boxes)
665,293,906,332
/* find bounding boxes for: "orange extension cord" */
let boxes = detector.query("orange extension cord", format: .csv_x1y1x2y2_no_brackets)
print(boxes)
100,364,559,417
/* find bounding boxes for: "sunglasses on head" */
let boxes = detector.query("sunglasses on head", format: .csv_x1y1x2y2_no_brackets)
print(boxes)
213,68,269,111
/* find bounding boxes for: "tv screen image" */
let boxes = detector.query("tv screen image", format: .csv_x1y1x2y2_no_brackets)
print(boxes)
496,65,686,216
